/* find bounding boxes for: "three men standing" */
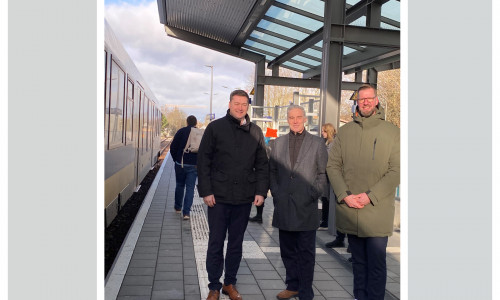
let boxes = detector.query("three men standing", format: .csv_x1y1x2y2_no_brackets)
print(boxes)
327,84,400,300
197,90,269,300
270,105,328,300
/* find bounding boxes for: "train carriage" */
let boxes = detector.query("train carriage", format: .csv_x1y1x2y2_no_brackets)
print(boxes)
104,20,163,227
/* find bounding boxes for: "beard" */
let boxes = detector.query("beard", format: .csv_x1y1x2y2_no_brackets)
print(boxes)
358,106,376,117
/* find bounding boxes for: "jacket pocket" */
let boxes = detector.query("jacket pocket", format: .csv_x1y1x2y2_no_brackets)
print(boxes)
213,170,228,182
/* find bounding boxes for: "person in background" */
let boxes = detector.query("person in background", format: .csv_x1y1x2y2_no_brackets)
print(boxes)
169,115,198,220
197,90,269,300
327,84,400,300
270,105,328,300
318,123,335,230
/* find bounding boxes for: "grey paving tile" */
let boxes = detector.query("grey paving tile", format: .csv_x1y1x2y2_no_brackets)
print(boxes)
118,286,152,296
248,263,276,271
332,276,353,286
151,289,184,300
386,265,400,276
184,284,201,295
316,261,344,269
131,252,158,260
154,280,183,291
157,256,185,264
184,275,199,285
155,271,183,280
160,238,182,244
117,296,152,300
122,275,154,286
156,263,182,272
262,289,286,300
126,267,155,276
235,284,263,295
160,243,183,250
158,249,182,257
313,280,344,291
246,258,270,264
251,270,281,280
256,279,286,290
184,267,198,276
183,259,197,268
324,268,352,277
128,259,157,268
138,236,160,242
313,271,334,281
134,246,159,254
386,282,400,298
238,266,252,275
184,295,203,300
236,274,258,284
319,290,352,298
238,294,266,300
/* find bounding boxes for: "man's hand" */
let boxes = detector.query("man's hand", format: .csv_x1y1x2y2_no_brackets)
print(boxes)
343,194,364,209
203,194,216,207
253,195,264,206
354,193,371,207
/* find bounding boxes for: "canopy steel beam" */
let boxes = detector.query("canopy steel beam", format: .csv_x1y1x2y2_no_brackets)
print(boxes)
233,0,276,47
243,45,316,69
272,1,323,22
257,76,363,91
267,28,323,69
247,36,322,62
262,15,314,35
330,25,400,48
164,26,265,63
344,53,400,74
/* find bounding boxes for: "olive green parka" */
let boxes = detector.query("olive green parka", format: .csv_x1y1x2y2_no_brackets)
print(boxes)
326,105,400,237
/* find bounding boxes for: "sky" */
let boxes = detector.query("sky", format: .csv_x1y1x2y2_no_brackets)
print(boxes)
104,0,255,122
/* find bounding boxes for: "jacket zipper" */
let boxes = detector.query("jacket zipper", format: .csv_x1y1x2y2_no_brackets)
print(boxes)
372,138,377,160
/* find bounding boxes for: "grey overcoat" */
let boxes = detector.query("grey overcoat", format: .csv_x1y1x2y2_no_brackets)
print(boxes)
269,131,328,231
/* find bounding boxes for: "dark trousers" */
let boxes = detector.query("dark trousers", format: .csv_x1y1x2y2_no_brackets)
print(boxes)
320,197,329,224
279,229,316,300
174,163,197,216
206,202,252,291
347,235,388,300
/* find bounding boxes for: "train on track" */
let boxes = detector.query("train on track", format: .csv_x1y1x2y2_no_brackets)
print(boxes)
104,20,163,226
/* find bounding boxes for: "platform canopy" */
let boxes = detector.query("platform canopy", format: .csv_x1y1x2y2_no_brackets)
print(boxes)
157,0,400,126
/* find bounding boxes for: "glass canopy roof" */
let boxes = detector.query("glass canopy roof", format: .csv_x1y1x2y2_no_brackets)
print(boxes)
241,0,400,75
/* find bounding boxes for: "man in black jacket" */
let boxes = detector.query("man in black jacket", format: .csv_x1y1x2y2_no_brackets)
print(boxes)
169,115,198,219
197,90,269,300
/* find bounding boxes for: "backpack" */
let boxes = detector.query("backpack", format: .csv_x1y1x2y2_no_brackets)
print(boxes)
181,127,204,167
183,127,205,153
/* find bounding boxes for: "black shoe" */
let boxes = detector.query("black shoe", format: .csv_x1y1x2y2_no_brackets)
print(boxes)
318,221,328,230
249,216,263,224
325,239,345,248
348,257,353,263
346,245,351,253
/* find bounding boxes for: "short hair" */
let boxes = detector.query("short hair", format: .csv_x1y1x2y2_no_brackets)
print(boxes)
230,89,250,102
357,84,377,97
321,123,336,143
186,115,197,127
287,104,306,118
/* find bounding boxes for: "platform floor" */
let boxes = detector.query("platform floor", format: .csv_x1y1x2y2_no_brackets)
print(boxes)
105,154,400,300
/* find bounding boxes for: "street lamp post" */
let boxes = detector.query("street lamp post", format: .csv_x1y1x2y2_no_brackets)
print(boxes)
205,65,213,121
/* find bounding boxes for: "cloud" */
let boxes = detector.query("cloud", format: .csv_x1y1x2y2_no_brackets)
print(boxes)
105,0,255,121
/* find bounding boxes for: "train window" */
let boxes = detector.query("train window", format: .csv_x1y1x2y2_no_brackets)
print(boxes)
125,79,134,144
109,60,126,148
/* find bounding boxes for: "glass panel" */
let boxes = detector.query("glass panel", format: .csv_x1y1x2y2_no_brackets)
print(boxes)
265,6,323,31
250,31,296,49
283,61,308,72
349,16,366,27
244,40,284,56
109,60,125,148
275,0,324,17
142,95,147,152
382,0,400,22
256,19,309,41
291,55,321,67
126,79,134,143
344,46,357,55
346,0,359,5
302,48,322,59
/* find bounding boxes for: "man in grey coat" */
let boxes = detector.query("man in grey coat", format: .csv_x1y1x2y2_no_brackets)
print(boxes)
269,105,328,300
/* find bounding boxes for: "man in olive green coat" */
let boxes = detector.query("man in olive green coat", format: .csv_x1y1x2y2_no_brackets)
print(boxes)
326,84,400,300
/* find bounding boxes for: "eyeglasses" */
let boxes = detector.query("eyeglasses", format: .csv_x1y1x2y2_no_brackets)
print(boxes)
357,97,376,103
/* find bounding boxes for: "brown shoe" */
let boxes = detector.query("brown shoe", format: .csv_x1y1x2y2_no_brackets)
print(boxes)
222,284,242,300
276,289,299,300
206,289,220,300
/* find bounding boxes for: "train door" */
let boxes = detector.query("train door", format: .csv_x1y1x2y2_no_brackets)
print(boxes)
149,100,154,166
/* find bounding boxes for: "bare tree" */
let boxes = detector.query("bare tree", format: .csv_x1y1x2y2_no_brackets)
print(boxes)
377,69,400,128
160,105,188,137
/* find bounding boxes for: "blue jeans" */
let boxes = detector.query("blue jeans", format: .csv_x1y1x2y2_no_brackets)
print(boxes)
174,163,197,216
